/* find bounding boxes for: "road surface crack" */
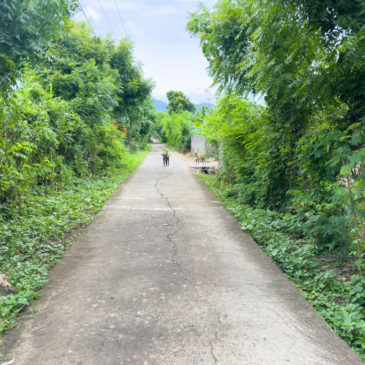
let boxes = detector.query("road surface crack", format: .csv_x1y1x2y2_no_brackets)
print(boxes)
209,340,218,364
154,177,182,269
209,316,222,364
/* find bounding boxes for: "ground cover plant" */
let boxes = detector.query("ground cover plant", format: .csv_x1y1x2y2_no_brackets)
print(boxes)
199,173,365,360
0,149,149,334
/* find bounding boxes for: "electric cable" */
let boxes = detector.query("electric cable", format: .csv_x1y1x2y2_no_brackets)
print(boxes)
114,0,128,38
76,0,88,20
78,0,99,35
96,0,115,36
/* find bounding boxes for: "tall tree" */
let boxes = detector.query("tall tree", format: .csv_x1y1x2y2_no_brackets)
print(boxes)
187,0,365,130
166,90,196,114
110,41,154,146
40,22,118,126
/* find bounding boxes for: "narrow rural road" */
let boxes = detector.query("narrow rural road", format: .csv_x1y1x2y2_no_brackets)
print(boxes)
1,144,363,365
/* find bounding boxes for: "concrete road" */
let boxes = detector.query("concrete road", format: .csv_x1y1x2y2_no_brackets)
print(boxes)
1,144,363,364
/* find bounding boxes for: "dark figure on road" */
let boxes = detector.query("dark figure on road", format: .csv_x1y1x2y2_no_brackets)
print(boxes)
162,152,169,166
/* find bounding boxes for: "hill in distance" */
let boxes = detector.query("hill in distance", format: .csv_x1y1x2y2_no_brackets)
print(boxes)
153,99,168,112
195,102,214,111
153,99,215,113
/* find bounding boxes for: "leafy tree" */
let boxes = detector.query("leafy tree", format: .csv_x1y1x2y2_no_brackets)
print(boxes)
111,41,153,119
188,0,365,130
187,2,249,96
155,111,196,151
188,0,364,258
34,22,123,174
0,20,154,208
285,0,365,37
283,0,365,128
110,41,154,148
40,22,117,125
166,90,196,114
0,0,77,90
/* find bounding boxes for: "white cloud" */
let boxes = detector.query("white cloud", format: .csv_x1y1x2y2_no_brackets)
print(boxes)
85,7,101,23
106,1,140,11
151,5,179,16
85,0,141,11
75,0,216,104
126,20,144,38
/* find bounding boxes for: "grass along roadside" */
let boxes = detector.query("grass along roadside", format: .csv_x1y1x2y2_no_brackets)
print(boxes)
198,173,365,360
0,149,149,335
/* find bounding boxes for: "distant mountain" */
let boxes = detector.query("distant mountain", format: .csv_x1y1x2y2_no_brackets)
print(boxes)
153,99,215,113
153,99,168,112
196,102,215,111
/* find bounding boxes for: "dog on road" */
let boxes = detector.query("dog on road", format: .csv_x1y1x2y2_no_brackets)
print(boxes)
162,151,170,166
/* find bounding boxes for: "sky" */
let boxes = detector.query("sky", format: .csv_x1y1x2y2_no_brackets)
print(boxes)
74,0,217,104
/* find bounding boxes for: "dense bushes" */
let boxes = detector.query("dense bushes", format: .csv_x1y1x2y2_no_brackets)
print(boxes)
188,0,365,262
200,95,364,258
1,73,78,205
202,96,290,209
156,112,197,151
0,21,154,214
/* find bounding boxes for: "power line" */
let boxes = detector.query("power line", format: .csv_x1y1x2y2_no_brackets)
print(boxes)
77,0,88,19
77,0,99,35
114,0,128,38
96,0,115,36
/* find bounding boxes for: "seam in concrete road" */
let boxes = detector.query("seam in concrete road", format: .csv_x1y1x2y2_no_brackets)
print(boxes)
210,340,219,364
209,314,224,364
209,326,219,364
153,175,225,364
153,176,183,270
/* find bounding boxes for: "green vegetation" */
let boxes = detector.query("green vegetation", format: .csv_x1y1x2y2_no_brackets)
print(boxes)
187,0,365,357
0,0,153,333
187,0,364,267
0,0,77,90
166,90,196,115
0,150,149,333
1,20,154,212
155,111,196,152
200,173,365,360
153,90,199,152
